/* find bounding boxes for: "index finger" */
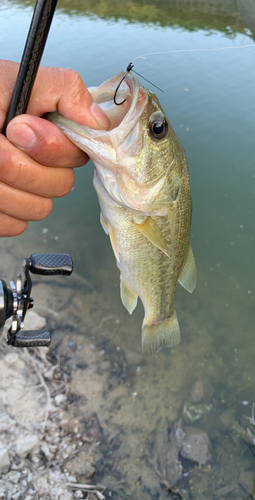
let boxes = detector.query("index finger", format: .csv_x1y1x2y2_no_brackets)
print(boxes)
0,61,110,131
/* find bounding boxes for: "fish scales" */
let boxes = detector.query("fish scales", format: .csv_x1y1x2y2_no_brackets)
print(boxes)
47,70,196,356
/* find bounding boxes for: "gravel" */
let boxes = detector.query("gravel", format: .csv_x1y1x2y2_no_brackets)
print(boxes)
0,333,103,500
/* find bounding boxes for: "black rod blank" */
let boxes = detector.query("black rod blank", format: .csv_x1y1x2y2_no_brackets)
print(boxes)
4,0,58,132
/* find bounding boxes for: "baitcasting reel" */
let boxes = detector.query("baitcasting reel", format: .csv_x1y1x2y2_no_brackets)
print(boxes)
0,252,73,348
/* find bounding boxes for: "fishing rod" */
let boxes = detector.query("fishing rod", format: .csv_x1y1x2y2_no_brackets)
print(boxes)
4,0,58,131
1,0,74,347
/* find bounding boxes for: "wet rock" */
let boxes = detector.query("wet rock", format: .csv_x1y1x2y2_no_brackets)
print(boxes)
180,427,211,465
65,451,96,480
239,471,254,494
0,446,10,473
190,380,204,403
15,434,40,458
165,420,184,485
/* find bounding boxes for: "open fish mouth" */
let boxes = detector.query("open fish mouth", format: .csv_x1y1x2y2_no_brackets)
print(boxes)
46,71,148,153
89,71,147,131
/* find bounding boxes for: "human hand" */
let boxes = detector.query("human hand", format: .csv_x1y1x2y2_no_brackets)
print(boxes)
0,60,110,237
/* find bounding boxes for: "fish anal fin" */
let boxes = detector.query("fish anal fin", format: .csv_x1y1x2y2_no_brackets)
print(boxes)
133,216,169,257
178,244,197,293
141,310,181,357
108,223,119,262
100,212,109,235
120,276,138,315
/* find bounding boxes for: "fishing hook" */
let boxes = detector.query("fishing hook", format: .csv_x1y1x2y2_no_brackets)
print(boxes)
113,61,163,106
113,62,134,106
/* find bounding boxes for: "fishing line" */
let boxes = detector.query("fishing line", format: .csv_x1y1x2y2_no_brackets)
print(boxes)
114,43,255,106
131,69,163,93
133,43,255,59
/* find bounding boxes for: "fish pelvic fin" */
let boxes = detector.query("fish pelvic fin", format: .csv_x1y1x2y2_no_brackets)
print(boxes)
108,223,119,262
100,212,109,235
178,244,197,293
120,276,138,315
132,216,170,257
141,310,181,357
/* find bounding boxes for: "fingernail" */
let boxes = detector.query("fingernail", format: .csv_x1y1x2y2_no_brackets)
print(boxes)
90,102,110,129
7,123,37,150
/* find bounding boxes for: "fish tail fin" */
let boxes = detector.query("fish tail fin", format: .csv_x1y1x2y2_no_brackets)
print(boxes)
141,310,181,357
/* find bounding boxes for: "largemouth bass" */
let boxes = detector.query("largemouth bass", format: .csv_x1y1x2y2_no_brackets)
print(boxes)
47,71,196,356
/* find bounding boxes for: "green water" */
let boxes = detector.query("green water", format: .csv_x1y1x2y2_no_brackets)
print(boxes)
1,1,255,498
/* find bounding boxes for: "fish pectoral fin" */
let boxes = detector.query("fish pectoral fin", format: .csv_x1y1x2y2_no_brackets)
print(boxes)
142,310,181,357
100,212,109,235
132,216,169,257
120,276,138,315
108,223,119,262
178,244,197,293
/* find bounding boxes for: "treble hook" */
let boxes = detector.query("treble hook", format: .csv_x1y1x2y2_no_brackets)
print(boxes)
113,62,134,106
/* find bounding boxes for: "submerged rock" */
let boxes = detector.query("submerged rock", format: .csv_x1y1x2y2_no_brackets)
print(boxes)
180,427,211,465
156,419,211,488
164,420,184,485
239,471,255,495
190,380,204,403
65,451,96,480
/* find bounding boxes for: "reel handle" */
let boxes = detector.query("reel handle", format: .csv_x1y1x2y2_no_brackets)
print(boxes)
8,329,51,348
29,252,73,276
0,252,73,347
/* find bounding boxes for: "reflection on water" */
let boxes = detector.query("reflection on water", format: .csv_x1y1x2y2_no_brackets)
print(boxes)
1,0,255,498
5,0,255,37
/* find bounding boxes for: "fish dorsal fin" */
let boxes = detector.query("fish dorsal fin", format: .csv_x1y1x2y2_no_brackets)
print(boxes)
120,276,138,315
100,212,109,235
108,223,119,262
178,244,197,293
133,216,169,257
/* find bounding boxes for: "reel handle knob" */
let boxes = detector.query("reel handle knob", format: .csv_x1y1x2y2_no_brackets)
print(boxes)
29,253,73,276
7,329,51,348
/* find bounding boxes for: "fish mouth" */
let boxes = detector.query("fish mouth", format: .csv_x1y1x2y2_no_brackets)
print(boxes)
46,71,148,156
89,71,147,133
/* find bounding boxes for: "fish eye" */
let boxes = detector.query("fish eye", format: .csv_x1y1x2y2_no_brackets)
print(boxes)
149,113,168,140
